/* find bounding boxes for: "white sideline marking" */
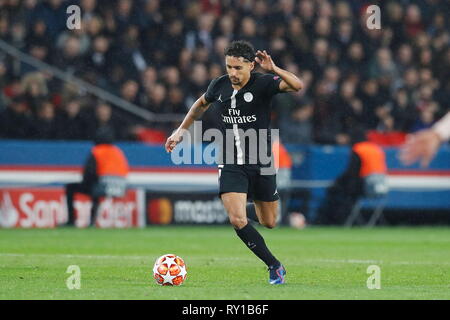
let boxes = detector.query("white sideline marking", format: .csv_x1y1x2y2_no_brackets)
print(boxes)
303,258,450,266
0,253,244,261
1,253,449,266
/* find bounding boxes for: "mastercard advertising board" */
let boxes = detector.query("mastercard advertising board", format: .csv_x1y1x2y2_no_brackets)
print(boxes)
146,192,228,225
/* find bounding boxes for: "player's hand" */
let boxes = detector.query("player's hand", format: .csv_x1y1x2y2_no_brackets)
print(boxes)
399,129,442,167
255,50,276,72
165,130,183,153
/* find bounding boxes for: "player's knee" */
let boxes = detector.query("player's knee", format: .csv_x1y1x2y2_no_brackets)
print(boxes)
261,219,277,229
229,215,247,229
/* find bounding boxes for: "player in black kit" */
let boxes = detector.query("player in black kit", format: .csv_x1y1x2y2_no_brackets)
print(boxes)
165,40,303,284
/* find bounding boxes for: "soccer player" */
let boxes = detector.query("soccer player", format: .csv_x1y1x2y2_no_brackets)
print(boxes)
165,40,303,284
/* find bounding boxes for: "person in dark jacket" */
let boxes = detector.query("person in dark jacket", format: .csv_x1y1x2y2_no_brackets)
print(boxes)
65,127,129,226
316,127,388,224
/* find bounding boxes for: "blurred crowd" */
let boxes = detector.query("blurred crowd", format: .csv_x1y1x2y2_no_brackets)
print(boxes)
0,0,449,144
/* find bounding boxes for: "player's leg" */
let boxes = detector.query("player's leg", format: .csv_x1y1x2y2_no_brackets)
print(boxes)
252,172,286,284
253,199,286,284
219,164,282,282
221,192,281,277
253,200,278,229
219,164,249,229
221,192,248,229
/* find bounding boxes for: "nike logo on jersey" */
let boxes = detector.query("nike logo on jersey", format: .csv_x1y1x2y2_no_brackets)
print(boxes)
218,94,222,102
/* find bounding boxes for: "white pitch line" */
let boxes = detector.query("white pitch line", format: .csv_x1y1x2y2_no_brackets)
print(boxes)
0,253,245,261
303,258,450,266
1,253,449,266
0,253,147,260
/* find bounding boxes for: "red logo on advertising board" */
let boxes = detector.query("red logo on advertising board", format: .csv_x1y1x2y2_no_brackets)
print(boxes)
0,188,141,228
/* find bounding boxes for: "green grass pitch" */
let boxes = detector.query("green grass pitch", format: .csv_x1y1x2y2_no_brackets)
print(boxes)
0,226,449,299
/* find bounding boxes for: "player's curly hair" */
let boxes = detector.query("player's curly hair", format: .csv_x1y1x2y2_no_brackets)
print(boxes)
224,40,256,62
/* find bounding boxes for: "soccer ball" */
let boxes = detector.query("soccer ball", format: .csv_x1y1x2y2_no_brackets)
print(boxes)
153,253,187,286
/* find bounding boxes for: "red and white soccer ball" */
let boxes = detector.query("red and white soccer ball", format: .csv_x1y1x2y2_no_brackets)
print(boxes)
153,254,187,286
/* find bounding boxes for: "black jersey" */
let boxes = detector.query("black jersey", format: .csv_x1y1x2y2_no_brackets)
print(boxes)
204,72,283,166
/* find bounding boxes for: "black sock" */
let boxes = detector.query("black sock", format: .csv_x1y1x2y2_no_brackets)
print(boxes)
235,222,280,268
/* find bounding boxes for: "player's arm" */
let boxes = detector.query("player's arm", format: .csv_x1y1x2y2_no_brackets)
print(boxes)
255,50,303,92
165,94,211,153
399,111,450,167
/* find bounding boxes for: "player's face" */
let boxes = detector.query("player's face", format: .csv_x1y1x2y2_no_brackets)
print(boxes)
225,56,254,86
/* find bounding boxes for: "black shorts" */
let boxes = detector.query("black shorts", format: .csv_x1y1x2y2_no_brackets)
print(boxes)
218,164,279,202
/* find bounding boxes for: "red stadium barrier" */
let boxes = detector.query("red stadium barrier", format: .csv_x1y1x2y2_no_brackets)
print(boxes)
367,131,407,146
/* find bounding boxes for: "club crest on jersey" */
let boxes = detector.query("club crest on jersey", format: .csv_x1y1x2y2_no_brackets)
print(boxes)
244,92,253,102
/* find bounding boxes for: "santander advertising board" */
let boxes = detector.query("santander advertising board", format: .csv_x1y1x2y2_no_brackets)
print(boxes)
0,188,143,228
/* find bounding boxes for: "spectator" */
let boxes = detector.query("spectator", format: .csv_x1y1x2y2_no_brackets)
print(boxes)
333,19,355,53
392,88,416,132
138,0,163,32
404,4,424,38
145,83,166,113
211,36,231,65
80,0,99,21
357,78,386,128
158,20,185,67
401,67,420,105
395,44,414,75
0,11,11,42
84,15,104,39
185,63,209,105
53,35,85,75
84,35,113,83
216,14,235,41
56,27,90,57
31,100,58,139
368,47,399,85
140,66,158,91
280,101,314,144
166,86,185,114
119,79,140,106
185,13,215,50
56,99,87,140
0,0,448,143
239,16,266,51
21,43,50,75
112,24,147,79
304,38,329,77
0,96,34,139
341,41,366,75
336,80,365,134
86,101,125,141
25,19,51,49
114,0,137,34
30,0,67,41
286,17,310,59
20,71,48,114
